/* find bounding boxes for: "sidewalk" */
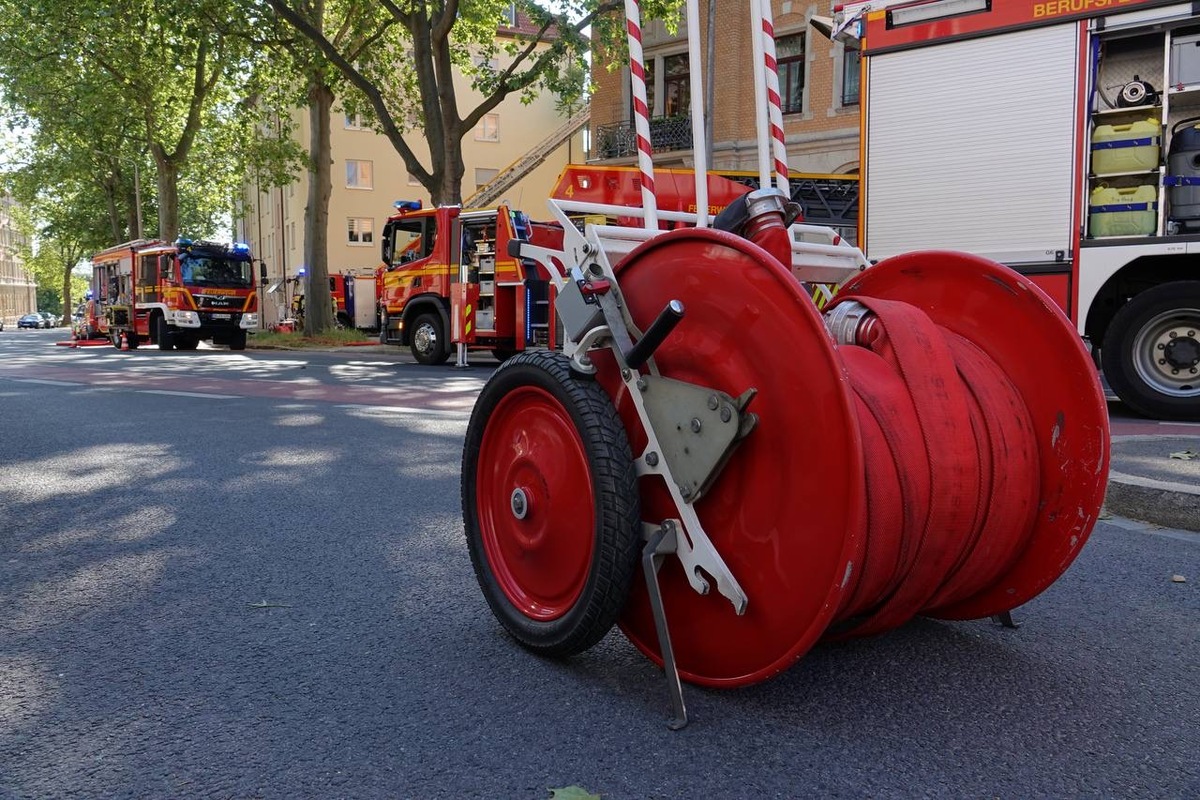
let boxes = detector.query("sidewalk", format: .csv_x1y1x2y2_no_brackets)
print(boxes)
1105,432,1200,532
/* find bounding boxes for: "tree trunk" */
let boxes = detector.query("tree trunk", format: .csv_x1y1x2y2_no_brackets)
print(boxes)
303,75,334,335
61,258,73,322
151,146,180,242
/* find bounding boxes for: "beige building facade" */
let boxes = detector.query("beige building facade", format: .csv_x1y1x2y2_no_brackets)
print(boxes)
588,2,860,180
238,45,583,329
0,197,37,326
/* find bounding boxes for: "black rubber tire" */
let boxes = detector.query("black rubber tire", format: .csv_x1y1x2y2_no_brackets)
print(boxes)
462,349,641,658
175,335,200,350
155,315,174,351
126,333,139,350
111,332,122,350
379,310,391,344
228,330,247,351
1101,281,1200,421
409,312,449,365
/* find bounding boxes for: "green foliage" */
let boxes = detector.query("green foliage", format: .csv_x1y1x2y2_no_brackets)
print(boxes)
0,0,303,246
268,0,684,204
248,327,373,348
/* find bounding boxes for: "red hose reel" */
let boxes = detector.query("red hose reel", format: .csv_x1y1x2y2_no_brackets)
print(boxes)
463,226,1110,722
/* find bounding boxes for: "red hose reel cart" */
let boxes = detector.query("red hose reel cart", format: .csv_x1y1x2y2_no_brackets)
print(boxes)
460,0,1110,728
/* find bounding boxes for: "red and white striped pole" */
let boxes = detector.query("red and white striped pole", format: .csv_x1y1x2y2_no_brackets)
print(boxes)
758,0,789,197
625,0,659,230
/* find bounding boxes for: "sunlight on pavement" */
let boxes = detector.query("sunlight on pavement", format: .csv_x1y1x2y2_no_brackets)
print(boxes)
0,656,54,723
9,551,173,632
0,445,184,503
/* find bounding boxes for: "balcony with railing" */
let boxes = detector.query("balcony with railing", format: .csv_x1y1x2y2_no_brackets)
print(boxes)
592,115,693,160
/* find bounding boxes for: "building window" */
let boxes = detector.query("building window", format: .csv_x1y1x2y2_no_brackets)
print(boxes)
344,113,366,129
476,113,500,142
348,217,374,245
776,33,806,115
288,221,296,251
475,168,499,189
500,2,517,26
842,48,861,106
663,53,690,117
346,160,373,189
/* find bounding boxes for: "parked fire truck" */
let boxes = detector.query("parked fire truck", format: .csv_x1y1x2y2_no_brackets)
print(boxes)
837,0,1200,420
375,165,756,364
88,237,259,351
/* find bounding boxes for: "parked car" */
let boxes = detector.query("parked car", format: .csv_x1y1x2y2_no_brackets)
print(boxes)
18,313,44,329
38,312,57,328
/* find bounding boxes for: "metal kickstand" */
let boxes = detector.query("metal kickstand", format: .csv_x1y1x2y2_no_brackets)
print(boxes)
991,611,1020,629
642,522,689,730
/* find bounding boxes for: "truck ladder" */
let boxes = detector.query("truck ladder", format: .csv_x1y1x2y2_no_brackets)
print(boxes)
464,105,591,208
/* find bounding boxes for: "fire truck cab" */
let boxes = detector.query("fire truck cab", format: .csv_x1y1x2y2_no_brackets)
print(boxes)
840,0,1200,420
90,238,259,351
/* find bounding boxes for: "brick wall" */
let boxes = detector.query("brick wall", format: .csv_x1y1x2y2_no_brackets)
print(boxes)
589,2,859,175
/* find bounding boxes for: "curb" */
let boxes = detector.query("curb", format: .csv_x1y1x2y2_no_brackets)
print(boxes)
1103,434,1200,532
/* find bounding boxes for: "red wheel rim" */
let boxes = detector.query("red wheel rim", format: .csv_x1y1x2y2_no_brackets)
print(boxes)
476,385,596,621
605,228,866,688
838,251,1110,619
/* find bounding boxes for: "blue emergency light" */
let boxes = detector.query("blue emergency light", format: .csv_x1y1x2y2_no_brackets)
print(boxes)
232,242,251,254
394,200,423,211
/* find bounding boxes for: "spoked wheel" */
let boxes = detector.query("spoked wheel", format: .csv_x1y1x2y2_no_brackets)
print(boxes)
463,350,641,657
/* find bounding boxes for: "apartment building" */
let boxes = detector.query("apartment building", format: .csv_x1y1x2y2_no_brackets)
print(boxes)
588,2,858,232
238,15,583,329
0,197,37,326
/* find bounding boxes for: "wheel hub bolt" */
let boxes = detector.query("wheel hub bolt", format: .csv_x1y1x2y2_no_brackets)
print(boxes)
645,452,659,467
510,488,530,520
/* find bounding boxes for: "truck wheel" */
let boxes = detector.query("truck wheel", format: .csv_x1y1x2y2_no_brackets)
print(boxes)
175,335,200,350
462,350,640,657
410,312,449,365
229,330,247,351
1102,280,1200,420
155,315,174,351
126,333,139,350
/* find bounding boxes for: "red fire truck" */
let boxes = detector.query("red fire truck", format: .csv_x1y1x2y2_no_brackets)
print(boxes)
89,237,259,351
837,0,1200,420
375,165,756,364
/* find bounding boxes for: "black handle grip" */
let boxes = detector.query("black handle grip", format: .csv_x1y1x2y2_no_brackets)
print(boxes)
625,300,685,370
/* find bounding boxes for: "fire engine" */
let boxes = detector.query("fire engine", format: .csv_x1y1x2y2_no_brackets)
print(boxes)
836,0,1200,420
374,165,759,364
89,238,259,350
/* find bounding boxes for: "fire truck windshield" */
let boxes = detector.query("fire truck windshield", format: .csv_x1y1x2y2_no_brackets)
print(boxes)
181,257,253,288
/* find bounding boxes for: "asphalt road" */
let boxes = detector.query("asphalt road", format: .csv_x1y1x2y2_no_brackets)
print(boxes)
1,327,1197,799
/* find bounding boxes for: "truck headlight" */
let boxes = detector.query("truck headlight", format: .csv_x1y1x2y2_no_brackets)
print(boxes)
240,313,258,329
175,310,199,326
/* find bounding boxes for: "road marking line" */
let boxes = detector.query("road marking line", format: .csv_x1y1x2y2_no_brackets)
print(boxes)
137,390,241,399
336,403,470,419
7,378,83,387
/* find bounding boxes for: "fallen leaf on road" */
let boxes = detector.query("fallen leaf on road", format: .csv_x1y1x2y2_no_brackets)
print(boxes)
550,787,601,800
247,600,292,609
1168,450,1197,460
1171,575,1187,583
